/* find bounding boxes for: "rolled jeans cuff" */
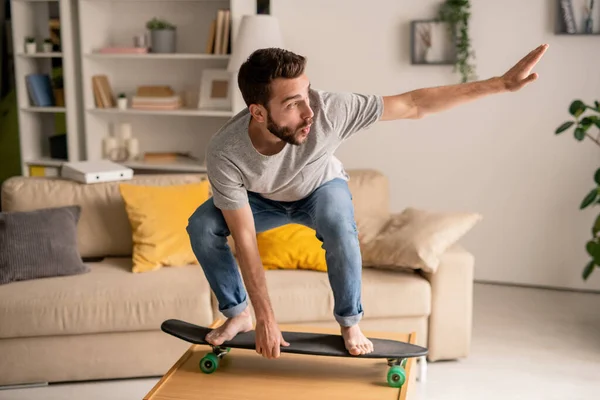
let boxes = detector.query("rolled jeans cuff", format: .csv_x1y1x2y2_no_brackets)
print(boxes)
221,299,249,318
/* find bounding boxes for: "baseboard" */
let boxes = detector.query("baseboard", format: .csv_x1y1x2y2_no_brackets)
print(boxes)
0,382,48,390
474,279,600,295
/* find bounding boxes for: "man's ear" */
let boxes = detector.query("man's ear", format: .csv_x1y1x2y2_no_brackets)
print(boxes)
249,104,268,123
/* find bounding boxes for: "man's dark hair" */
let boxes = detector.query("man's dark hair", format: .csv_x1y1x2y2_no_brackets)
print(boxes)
237,48,306,109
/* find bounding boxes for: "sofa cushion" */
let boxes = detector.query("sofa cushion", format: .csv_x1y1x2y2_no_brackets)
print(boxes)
211,268,431,324
0,258,213,339
0,174,209,259
361,207,482,273
258,224,327,272
118,181,211,273
0,205,90,285
346,169,390,244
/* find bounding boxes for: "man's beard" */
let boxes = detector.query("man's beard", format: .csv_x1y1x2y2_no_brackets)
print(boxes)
266,112,311,146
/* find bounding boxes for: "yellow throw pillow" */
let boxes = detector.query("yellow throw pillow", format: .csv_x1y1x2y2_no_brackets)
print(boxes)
257,224,327,272
119,181,211,273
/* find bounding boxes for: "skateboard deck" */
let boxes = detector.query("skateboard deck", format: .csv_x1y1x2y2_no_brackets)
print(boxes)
161,318,428,388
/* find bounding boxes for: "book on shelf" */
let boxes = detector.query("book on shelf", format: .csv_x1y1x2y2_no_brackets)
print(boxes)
206,9,231,55
26,74,55,107
92,75,115,108
28,165,60,177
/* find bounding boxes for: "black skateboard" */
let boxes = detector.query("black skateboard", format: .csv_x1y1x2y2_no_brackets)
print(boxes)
161,318,428,388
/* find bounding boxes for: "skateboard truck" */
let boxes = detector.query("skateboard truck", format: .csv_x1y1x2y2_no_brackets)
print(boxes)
387,357,406,367
211,345,230,358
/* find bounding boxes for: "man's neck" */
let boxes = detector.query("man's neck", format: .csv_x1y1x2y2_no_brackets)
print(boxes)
248,118,286,156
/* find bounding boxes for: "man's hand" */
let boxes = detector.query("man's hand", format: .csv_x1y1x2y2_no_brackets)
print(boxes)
255,319,290,359
501,44,549,92
381,43,549,121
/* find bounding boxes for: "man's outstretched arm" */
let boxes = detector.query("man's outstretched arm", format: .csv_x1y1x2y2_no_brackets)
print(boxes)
380,44,549,121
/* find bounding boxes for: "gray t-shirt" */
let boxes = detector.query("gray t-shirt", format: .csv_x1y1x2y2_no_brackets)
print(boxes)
205,88,384,210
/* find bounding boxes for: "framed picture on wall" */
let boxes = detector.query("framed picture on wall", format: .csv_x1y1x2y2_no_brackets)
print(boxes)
410,20,456,65
198,69,232,110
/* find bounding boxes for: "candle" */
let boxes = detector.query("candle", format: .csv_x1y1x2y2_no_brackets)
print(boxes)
102,137,118,159
126,137,139,160
119,123,132,142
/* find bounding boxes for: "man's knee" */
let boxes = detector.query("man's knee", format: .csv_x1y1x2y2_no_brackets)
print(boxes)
186,198,227,241
319,209,358,240
315,181,357,239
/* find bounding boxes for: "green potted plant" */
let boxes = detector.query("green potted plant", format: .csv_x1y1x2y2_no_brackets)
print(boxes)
437,0,477,83
117,93,127,110
43,38,53,52
555,99,600,280
24,36,36,54
146,17,176,53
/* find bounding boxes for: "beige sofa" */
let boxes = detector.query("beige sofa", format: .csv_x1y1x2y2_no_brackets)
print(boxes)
0,169,474,386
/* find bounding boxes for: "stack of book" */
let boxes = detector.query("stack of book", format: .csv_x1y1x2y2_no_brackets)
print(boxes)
131,86,182,110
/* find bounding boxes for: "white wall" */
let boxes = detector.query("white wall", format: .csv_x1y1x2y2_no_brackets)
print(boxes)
271,0,600,291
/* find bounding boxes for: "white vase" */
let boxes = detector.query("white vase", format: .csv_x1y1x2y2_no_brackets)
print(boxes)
25,42,36,54
42,43,53,52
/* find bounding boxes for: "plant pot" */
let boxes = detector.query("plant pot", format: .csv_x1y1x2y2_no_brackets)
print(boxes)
43,43,53,52
150,29,176,53
25,42,36,54
117,97,128,110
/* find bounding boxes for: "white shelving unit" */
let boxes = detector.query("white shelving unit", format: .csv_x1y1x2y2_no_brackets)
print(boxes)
10,0,84,175
76,0,254,173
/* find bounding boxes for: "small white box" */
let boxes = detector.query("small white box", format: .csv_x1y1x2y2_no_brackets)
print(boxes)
61,160,133,184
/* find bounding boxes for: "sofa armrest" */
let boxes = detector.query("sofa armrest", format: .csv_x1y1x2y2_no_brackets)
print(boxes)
419,244,474,361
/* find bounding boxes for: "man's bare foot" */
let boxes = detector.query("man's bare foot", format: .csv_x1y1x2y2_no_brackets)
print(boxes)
340,324,374,356
206,308,253,346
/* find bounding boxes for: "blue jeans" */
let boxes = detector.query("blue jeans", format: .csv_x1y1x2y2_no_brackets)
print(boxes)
186,178,363,327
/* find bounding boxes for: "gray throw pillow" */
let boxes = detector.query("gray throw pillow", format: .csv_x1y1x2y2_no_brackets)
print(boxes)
0,205,90,285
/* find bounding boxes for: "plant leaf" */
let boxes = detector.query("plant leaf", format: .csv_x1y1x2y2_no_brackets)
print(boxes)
582,260,596,280
595,101,600,111
593,213,600,236
555,121,574,134
574,127,586,141
580,117,596,129
569,100,586,117
586,239,600,259
581,188,599,209
595,168,600,185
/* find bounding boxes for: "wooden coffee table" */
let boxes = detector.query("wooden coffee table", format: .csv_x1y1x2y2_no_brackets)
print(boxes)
144,320,419,400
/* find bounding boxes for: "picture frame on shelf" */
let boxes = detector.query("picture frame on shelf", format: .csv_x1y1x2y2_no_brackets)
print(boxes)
198,68,232,111
410,20,455,65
